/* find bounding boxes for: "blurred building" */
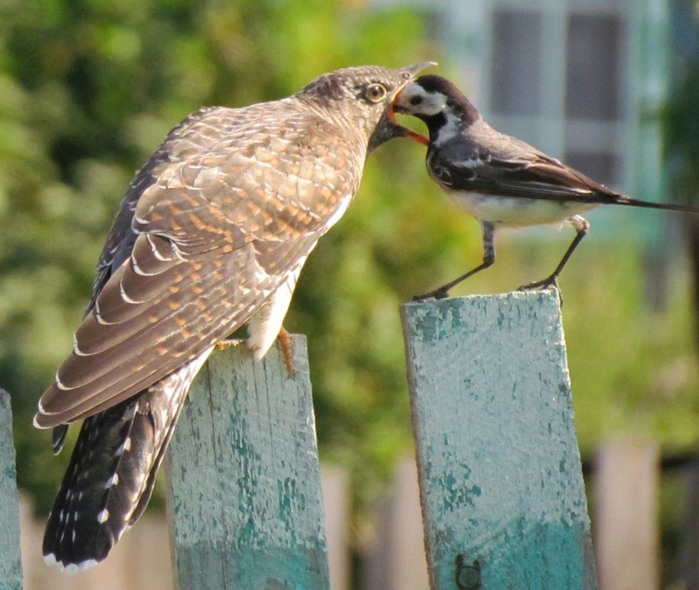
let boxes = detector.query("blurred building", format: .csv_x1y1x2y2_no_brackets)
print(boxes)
372,0,673,224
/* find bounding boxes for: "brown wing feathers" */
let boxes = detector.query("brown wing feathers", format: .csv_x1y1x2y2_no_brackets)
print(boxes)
36,110,321,428
36,77,370,430
37,239,285,426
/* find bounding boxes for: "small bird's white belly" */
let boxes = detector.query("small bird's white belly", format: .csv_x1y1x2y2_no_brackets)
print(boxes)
448,191,598,227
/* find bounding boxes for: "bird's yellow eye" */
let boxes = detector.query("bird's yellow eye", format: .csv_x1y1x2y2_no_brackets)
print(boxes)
365,83,388,103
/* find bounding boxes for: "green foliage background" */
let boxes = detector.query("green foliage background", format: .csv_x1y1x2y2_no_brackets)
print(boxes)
0,0,448,514
1,0,698,555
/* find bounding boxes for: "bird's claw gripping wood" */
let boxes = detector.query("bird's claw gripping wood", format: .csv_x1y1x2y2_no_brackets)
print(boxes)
518,276,563,306
215,340,236,351
412,287,450,302
215,333,294,377
518,275,560,293
277,328,295,378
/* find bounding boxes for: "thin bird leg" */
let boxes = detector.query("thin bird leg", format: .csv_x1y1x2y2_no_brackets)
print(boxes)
278,327,294,378
215,331,294,377
519,215,590,291
414,222,496,301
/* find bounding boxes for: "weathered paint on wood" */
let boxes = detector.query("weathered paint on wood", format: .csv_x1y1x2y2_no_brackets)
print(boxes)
0,389,23,590
401,291,597,590
594,440,659,590
165,336,330,590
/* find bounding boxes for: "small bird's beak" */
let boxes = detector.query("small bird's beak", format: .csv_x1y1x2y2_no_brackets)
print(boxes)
386,61,436,146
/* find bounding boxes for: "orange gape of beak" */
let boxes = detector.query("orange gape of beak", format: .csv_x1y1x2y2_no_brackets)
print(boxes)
387,102,429,146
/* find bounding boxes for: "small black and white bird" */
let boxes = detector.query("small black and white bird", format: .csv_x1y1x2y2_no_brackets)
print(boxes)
394,74,699,300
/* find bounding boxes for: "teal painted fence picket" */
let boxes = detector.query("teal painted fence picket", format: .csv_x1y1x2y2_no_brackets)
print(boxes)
0,389,23,590
166,336,330,590
163,290,596,589
3,291,599,589
401,291,597,589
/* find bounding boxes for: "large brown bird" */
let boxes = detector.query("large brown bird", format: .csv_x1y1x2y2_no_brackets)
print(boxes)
35,62,433,570
394,74,699,300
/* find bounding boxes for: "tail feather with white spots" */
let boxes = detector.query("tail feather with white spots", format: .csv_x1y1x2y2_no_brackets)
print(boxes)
42,351,210,570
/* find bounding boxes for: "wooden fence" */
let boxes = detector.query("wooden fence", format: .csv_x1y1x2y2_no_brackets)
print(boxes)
17,445,699,589
4,291,694,588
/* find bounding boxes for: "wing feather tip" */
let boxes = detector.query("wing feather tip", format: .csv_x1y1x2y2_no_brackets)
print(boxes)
43,552,99,572
33,411,57,430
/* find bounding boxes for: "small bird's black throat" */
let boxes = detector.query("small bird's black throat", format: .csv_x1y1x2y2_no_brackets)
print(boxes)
416,112,449,142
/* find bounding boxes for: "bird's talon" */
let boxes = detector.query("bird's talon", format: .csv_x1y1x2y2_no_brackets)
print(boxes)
517,277,563,305
413,287,449,302
518,276,558,292
215,339,243,351
278,328,294,378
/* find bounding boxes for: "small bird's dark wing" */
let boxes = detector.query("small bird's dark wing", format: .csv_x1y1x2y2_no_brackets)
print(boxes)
429,148,621,204
36,103,359,428
429,123,622,204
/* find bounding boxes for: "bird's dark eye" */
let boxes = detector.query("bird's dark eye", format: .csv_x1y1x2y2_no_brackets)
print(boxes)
365,83,388,103
410,95,423,106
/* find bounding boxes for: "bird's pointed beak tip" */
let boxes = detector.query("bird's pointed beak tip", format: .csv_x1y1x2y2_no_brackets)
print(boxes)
391,60,436,113
393,61,435,103
404,61,438,77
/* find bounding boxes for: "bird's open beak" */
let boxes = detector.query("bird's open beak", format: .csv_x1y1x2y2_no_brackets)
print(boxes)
386,104,429,146
368,62,435,152
386,61,436,146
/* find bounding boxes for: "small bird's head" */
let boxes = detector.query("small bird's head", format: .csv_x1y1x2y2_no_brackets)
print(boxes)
393,74,480,141
299,62,436,152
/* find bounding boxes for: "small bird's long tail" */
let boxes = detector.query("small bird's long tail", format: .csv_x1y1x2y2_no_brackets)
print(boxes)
615,195,699,214
42,353,209,571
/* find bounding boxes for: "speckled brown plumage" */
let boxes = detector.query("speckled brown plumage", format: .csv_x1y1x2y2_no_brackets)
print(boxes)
36,62,434,570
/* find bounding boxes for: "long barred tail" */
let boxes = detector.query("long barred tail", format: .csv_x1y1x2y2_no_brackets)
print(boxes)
42,352,210,571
